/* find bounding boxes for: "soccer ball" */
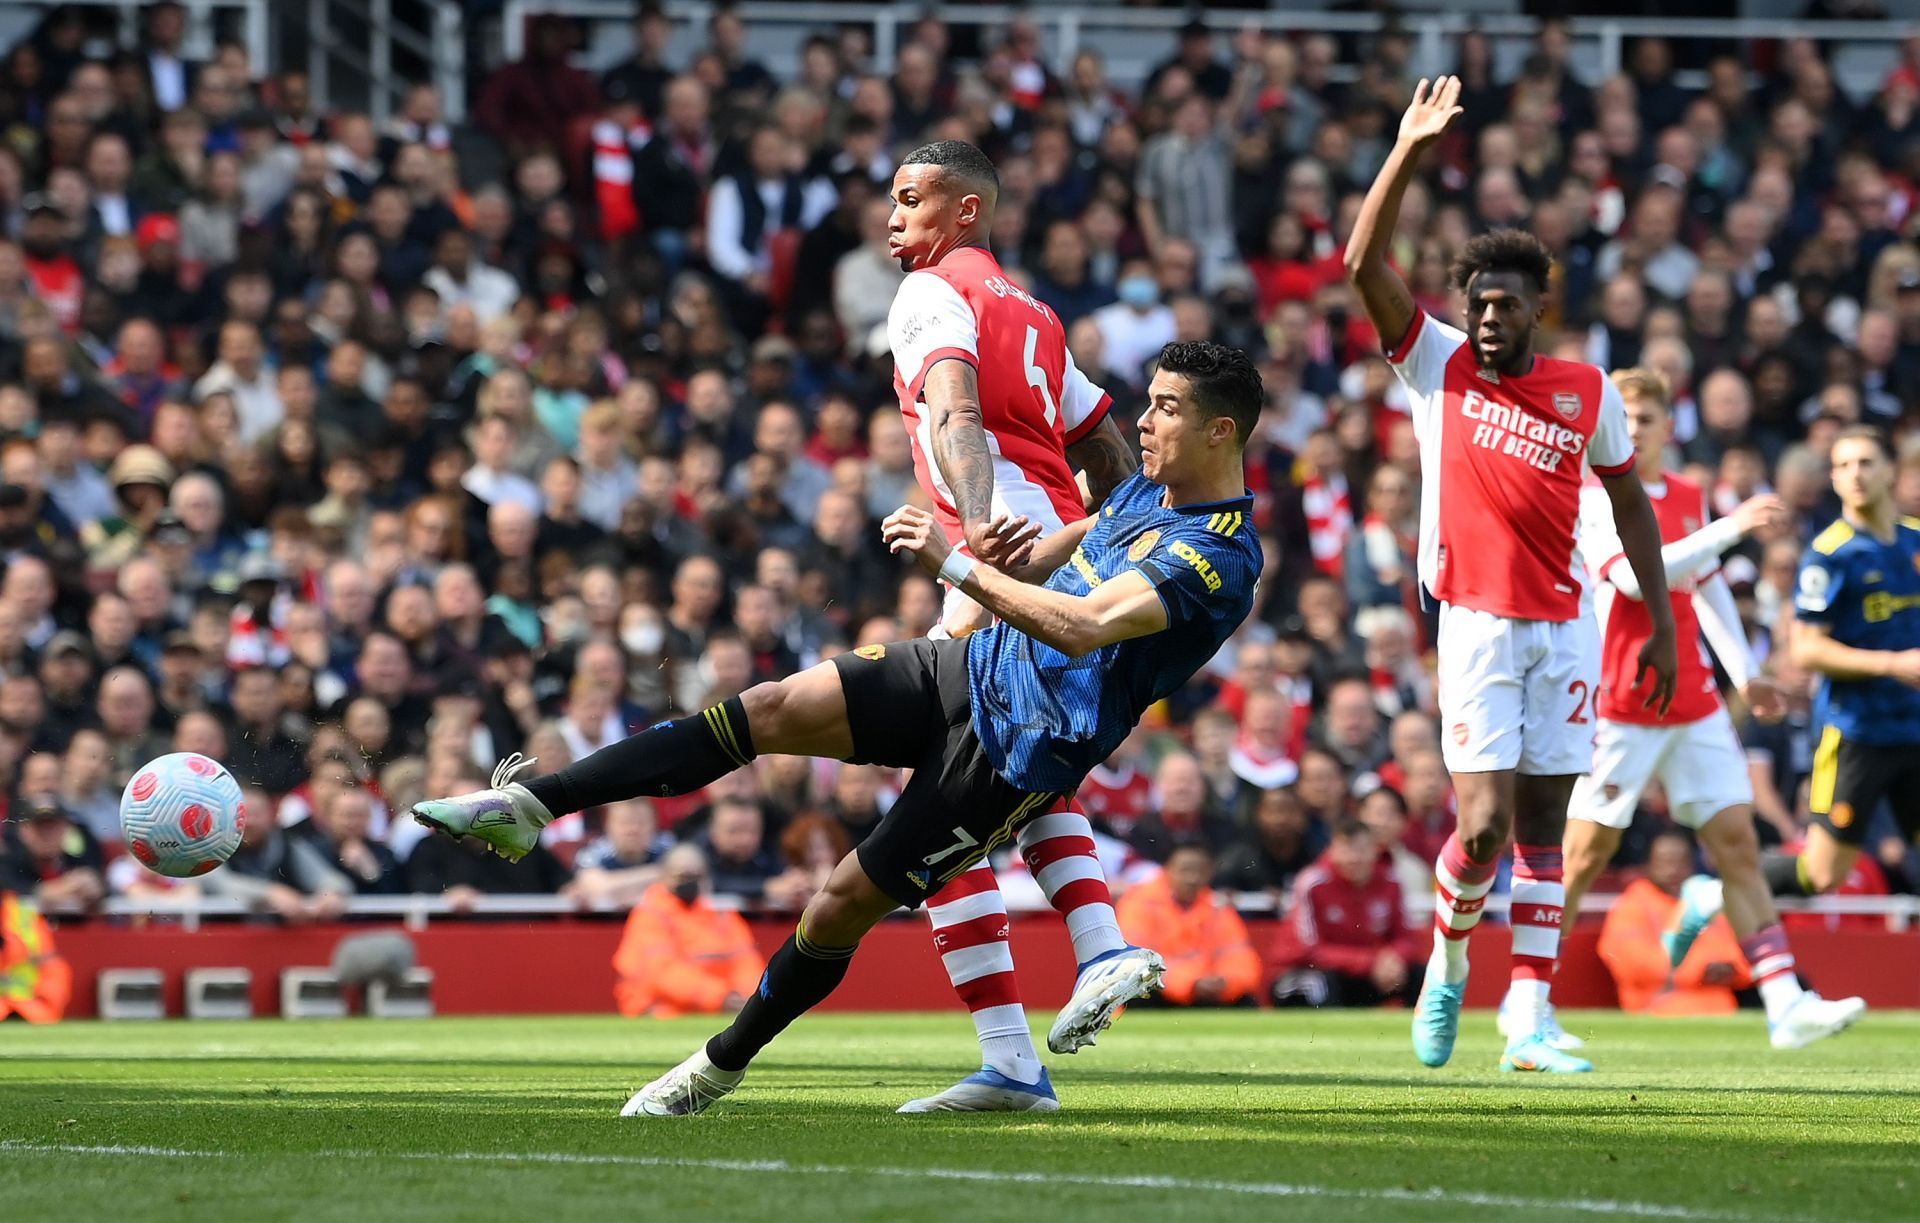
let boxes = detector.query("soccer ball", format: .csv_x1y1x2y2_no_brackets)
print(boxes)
120,752,246,878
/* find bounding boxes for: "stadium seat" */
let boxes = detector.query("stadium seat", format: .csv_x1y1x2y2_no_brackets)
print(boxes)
280,968,349,1019
97,968,166,1021
184,968,253,1020
366,968,436,1019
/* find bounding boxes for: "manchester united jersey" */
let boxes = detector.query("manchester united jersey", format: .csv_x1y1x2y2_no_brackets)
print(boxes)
967,472,1261,793
888,247,1112,549
1578,473,1722,725
1387,311,1634,623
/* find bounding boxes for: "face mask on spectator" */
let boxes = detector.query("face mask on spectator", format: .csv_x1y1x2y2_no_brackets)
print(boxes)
1118,276,1158,308
622,622,664,656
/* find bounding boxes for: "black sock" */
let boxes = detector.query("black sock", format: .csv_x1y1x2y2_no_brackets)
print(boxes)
1762,851,1812,897
704,927,857,1072
522,697,756,816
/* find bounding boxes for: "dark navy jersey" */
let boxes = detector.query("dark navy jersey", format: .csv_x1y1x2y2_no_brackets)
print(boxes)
1793,515,1920,747
966,471,1262,792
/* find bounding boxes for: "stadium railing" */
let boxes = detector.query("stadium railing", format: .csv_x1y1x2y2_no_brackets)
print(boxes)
87,891,1920,932
504,1,1915,100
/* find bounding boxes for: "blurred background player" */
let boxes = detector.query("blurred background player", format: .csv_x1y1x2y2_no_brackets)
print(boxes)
880,140,1162,1111
1551,368,1863,1055
1763,428,1920,923
1346,77,1678,1074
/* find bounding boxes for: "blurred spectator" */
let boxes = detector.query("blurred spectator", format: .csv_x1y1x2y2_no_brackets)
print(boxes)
58,728,119,842
1117,843,1261,1007
1599,830,1752,1015
1128,752,1237,863
694,796,789,902
1356,784,1430,919
0,889,70,1022
1269,820,1424,1007
612,844,765,1018
475,18,601,160
198,785,350,921
1215,785,1323,897
0,797,104,911
295,785,402,894
572,798,671,907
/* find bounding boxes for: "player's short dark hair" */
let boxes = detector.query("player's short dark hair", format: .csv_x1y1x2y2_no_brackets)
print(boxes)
1450,229,1554,295
1833,423,1894,461
899,140,1000,208
1154,340,1262,450
1330,818,1374,843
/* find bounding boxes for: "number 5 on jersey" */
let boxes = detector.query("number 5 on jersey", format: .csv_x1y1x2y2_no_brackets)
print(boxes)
1024,324,1057,427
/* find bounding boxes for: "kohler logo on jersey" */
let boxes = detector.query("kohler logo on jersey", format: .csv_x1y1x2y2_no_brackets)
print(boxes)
1460,389,1585,474
981,275,1055,321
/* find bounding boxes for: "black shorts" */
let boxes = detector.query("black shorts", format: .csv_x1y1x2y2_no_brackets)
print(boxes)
1808,729,1920,846
832,637,1063,908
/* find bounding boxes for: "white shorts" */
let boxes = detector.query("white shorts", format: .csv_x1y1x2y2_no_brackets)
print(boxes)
1436,603,1598,776
1568,712,1754,830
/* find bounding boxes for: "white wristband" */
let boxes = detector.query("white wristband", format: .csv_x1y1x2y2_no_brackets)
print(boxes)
939,552,977,588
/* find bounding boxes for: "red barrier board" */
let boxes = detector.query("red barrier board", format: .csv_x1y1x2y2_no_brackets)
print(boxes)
47,917,1920,1018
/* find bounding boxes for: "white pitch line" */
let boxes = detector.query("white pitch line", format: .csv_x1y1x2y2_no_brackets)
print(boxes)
0,1140,1804,1222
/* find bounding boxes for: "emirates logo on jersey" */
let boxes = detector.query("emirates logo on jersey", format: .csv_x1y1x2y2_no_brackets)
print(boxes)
1552,392,1582,421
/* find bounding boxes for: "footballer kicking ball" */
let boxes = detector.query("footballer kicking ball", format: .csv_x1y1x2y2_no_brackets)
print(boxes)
120,752,246,878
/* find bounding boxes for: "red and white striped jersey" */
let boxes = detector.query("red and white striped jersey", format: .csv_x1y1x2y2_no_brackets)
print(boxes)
1386,310,1633,623
1301,473,1352,576
1578,473,1722,726
888,246,1112,549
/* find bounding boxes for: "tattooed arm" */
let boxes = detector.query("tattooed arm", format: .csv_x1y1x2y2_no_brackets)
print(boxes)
1066,409,1140,511
923,357,1002,561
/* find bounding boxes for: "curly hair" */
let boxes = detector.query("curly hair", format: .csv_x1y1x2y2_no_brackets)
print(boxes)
1155,340,1264,448
1449,228,1554,294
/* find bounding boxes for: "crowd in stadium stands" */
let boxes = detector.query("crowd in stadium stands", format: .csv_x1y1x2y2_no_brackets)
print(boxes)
0,2,1915,965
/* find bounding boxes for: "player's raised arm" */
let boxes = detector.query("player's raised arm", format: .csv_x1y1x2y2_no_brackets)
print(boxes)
1598,471,1680,714
884,506,1165,656
1344,77,1461,353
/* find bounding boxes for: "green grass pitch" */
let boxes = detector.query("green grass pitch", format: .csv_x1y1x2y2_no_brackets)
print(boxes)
2,1010,1914,1222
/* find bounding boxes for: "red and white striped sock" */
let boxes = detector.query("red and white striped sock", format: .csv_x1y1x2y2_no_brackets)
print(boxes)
925,862,1042,1081
1502,843,1565,1036
1018,802,1127,971
1428,832,1499,985
1740,923,1804,1024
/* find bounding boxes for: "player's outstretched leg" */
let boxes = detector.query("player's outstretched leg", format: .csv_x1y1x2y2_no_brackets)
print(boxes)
413,697,760,859
1691,809,1866,1050
625,852,895,1117
1021,803,1164,1054
1414,831,1497,1067
900,862,1059,1113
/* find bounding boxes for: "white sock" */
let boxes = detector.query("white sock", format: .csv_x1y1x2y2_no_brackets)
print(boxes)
1428,933,1472,985
1759,973,1805,1025
1502,978,1552,1038
973,1003,1044,1082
